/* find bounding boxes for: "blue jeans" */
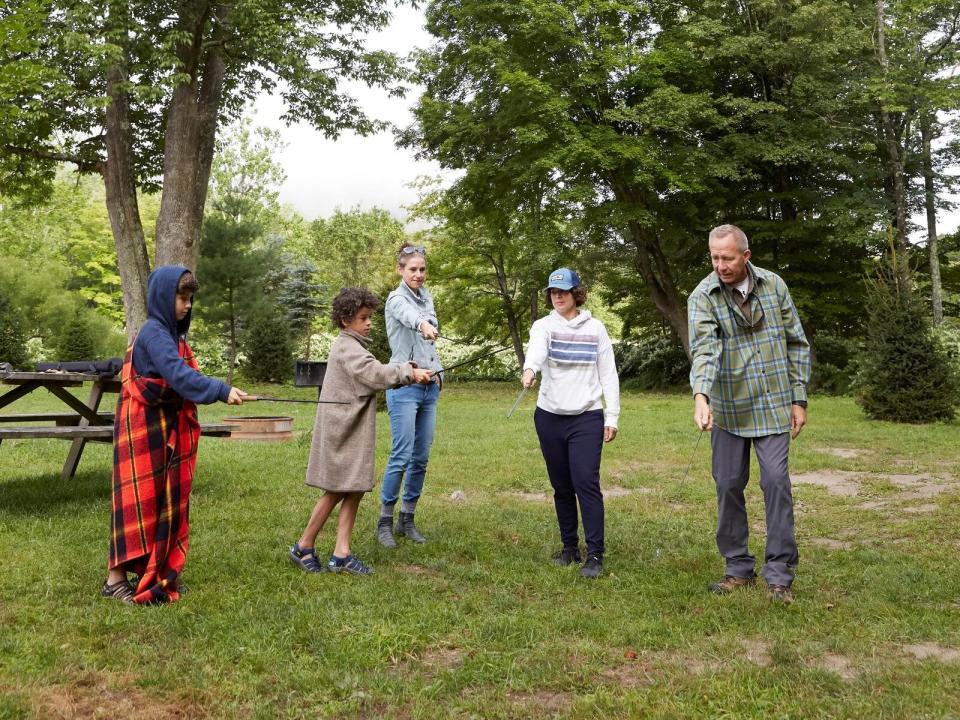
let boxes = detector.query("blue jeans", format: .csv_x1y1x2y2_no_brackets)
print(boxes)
381,382,440,506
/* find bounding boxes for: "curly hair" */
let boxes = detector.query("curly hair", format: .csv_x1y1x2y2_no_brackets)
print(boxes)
177,271,199,295
544,285,587,308
332,287,380,328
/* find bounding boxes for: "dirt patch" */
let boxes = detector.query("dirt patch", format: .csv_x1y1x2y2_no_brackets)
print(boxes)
397,564,439,577
506,689,572,714
814,447,865,459
606,460,673,480
600,655,659,688
902,503,939,514
902,642,960,663
792,470,863,496
808,652,858,680
808,537,853,550
604,486,646,498
420,646,464,672
25,672,207,720
739,638,773,667
504,491,552,503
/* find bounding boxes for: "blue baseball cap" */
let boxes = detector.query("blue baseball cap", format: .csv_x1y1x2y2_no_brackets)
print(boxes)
545,267,581,291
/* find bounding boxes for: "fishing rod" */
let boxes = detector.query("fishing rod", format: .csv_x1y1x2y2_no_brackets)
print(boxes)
680,429,705,483
430,344,514,376
245,396,350,405
506,385,529,418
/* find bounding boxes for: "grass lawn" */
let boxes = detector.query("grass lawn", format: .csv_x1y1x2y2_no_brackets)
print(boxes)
1,382,959,719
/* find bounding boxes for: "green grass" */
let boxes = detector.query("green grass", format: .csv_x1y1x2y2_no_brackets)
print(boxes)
2,383,960,719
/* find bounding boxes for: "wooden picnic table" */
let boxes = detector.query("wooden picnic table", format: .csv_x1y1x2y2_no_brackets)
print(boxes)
0,370,235,480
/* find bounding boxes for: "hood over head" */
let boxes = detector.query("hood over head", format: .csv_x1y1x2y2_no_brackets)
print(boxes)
147,265,193,338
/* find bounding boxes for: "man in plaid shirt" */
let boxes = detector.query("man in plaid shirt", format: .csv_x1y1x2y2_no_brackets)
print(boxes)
688,224,811,605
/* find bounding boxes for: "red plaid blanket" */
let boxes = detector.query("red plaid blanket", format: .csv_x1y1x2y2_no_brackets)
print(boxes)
109,339,201,604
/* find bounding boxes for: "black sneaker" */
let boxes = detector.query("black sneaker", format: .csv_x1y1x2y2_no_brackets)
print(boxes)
580,554,603,579
552,547,582,566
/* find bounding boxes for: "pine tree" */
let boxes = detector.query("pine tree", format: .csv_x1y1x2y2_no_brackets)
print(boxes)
243,305,295,384
56,310,96,362
856,262,959,423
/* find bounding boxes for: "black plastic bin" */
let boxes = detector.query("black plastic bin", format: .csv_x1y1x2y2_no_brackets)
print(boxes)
295,360,327,389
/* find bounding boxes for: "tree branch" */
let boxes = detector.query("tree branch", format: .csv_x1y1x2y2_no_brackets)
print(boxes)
1,144,104,174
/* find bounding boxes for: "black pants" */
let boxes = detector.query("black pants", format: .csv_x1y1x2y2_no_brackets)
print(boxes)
534,407,605,557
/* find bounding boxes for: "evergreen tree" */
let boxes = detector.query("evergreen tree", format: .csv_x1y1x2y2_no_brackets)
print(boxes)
243,305,295,384
56,310,96,361
0,290,29,368
276,258,326,360
856,262,959,423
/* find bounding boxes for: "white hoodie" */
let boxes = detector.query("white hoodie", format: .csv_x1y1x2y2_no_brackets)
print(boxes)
523,309,620,428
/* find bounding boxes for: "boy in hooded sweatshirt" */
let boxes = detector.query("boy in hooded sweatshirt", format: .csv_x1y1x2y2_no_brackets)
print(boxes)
521,268,620,579
102,266,246,604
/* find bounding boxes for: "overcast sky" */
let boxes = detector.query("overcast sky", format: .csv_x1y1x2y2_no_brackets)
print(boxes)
251,5,442,222
252,5,960,238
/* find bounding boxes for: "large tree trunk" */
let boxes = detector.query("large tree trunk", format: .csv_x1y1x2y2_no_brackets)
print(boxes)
103,9,150,342
624,218,689,355
489,252,526,366
875,0,911,267
155,2,227,271
921,117,944,325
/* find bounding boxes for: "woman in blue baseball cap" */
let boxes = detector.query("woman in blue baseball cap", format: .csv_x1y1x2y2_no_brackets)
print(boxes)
521,267,620,579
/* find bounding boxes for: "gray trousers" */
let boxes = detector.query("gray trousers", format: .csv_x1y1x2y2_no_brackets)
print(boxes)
711,427,798,587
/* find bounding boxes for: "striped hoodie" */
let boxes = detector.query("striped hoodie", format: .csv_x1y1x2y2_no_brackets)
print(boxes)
523,309,620,428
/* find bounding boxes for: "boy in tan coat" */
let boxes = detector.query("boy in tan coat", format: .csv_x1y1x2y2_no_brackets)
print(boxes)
290,288,432,575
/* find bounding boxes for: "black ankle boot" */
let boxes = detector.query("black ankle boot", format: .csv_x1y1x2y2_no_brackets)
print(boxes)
376,516,397,548
396,512,427,544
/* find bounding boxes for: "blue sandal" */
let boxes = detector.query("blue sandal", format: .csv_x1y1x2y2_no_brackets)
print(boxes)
290,543,326,573
327,554,373,576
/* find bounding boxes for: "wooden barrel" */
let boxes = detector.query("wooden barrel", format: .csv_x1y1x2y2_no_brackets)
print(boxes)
223,416,293,442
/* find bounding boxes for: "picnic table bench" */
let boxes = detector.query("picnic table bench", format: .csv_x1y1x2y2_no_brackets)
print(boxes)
0,369,237,480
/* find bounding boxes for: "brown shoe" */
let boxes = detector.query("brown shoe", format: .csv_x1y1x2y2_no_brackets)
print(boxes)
708,575,756,594
768,584,794,605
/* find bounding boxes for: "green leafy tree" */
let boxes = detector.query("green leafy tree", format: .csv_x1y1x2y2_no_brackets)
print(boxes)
856,260,960,422
0,290,29,368
0,0,403,338
309,208,406,292
243,305,295,384
408,0,881,353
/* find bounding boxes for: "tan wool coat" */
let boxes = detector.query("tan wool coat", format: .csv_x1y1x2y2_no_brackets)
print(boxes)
305,329,414,493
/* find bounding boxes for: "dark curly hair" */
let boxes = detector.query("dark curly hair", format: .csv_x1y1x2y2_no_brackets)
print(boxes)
544,285,587,308
332,287,380,329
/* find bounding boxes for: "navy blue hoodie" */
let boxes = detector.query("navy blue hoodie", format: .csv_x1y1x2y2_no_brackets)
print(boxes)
132,265,230,404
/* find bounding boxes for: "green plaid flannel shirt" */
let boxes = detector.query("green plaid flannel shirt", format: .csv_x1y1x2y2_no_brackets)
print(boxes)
688,263,811,438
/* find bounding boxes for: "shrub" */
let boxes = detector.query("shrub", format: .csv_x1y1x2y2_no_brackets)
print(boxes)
55,310,96,361
854,265,960,423
0,291,29,368
243,306,295,383
811,332,858,395
614,332,690,390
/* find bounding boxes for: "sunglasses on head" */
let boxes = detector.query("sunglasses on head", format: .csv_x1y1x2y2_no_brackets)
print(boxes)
400,245,426,256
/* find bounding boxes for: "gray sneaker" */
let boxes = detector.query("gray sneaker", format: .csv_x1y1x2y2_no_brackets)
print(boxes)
376,517,397,548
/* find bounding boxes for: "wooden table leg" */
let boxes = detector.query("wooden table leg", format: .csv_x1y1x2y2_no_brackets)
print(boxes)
61,382,108,481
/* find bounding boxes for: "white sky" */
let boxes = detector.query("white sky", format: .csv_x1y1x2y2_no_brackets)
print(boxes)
252,5,960,239
251,5,442,222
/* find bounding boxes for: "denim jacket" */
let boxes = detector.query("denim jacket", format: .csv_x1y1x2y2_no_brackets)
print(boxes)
385,281,442,372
